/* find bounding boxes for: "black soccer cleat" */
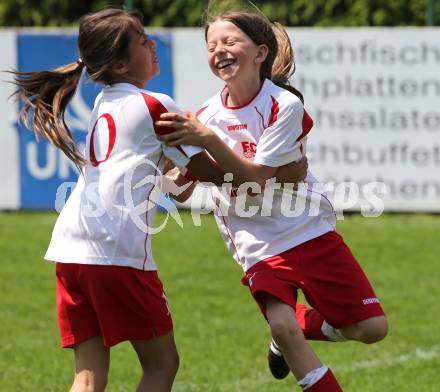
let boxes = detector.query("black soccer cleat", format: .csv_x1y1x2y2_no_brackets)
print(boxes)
267,340,290,380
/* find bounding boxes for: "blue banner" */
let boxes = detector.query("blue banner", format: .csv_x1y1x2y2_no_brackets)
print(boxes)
16,33,174,209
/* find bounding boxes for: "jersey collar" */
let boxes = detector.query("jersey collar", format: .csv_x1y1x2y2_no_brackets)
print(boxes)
220,78,269,110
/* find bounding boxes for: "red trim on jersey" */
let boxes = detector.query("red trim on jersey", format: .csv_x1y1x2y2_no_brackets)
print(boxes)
268,95,280,128
213,199,241,262
254,96,279,129
254,106,266,128
90,113,116,167
195,105,208,117
296,109,313,141
141,92,187,156
220,214,242,262
221,82,264,110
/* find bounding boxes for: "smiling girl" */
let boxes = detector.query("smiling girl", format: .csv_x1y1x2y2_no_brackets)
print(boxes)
157,7,388,392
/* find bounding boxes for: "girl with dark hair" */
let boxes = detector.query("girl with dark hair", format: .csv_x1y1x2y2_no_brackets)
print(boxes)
12,7,306,391
12,8,197,392
157,7,388,392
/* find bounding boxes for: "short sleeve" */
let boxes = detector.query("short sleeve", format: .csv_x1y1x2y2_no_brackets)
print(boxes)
254,96,309,167
141,91,203,167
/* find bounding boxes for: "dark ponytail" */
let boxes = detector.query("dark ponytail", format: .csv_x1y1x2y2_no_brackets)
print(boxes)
12,61,86,168
11,7,144,169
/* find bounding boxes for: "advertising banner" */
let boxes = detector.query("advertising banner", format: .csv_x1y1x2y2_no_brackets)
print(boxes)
291,28,440,212
1,28,439,212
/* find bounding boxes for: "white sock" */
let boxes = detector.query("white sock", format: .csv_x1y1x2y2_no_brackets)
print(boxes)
299,366,329,390
321,321,348,342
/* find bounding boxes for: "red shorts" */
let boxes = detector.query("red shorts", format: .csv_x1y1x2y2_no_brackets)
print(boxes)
56,263,173,348
241,231,385,328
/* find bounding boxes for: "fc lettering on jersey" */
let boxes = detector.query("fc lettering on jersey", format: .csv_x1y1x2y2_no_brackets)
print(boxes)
241,141,257,159
90,113,116,167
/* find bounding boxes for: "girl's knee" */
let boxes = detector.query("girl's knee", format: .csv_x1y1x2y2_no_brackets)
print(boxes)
163,344,180,376
349,316,388,344
269,315,303,343
73,369,108,392
262,295,303,344
145,349,179,376
169,350,180,376
367,316,388,343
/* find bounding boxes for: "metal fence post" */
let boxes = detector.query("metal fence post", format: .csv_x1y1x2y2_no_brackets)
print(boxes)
427,0,436,26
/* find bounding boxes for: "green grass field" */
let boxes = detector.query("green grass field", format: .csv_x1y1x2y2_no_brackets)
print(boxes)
0,211,439,391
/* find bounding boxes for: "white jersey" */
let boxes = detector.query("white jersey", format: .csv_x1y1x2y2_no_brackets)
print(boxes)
45,83,202,270
196,79,336,272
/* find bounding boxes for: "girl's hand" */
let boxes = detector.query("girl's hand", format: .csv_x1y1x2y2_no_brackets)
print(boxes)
162,166,197,202
162,158,175,174
275,156,308,184
156,112,215,147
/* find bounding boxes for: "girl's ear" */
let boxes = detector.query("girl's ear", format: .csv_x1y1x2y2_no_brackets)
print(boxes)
255,44,269,64
112,60,129,75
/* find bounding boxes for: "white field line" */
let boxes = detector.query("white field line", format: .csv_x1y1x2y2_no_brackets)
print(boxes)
335,345,440,373
172,345,440,391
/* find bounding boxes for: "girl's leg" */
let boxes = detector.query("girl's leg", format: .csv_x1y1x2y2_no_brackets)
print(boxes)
295,232,388,345
262,293,342,391
296,304,388,344
295,303,329,341
263,294,321,379
131,331,179,392
70,336,110,392
339,315,388,343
